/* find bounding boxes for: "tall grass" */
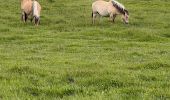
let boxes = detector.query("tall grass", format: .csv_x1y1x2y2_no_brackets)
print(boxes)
0,0,170,99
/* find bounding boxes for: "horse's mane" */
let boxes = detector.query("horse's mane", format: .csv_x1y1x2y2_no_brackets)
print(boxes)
111,0,129,15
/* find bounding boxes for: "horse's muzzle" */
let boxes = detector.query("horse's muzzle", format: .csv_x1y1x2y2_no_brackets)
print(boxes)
125,21,129,24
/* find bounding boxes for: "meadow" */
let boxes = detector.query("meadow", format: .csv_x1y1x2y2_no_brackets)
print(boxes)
0,0,170,99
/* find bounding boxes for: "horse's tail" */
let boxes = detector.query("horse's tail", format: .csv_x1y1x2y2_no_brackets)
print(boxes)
32,0,40,25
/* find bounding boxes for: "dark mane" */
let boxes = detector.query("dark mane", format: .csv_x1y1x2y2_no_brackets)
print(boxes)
111,0,129,15
124,9,129,15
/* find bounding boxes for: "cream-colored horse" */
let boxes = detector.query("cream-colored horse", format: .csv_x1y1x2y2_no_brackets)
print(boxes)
21,0,41,25
92,0,129,24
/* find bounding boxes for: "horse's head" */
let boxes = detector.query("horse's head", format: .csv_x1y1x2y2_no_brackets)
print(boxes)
122,9,129,24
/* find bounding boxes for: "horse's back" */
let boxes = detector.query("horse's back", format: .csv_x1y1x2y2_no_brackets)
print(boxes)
92,0,108,10
22,0,32,14
92,0,112,16
21,0,41,15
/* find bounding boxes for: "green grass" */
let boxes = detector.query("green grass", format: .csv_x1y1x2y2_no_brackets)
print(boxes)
0,0,170,99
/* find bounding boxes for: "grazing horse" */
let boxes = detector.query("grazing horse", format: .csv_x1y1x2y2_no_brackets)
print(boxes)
92,0,129,24
21,0,41,25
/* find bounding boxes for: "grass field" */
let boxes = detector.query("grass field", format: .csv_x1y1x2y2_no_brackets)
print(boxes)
0,0,170,99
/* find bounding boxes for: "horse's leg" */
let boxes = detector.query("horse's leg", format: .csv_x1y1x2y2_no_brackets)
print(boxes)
92,12,97,24
34,17,36,25
38,20,40,25
110,14,116,23
98,14,102,24
30,13,34,23
30,17,33,22
24,13,28,22
92,12,94,24
21,11,25,22
36,18,40,26
112,15,116,23
21,14,24,22
109,14,113,22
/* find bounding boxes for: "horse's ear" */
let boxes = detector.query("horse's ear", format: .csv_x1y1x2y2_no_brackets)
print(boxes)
124,9,129,15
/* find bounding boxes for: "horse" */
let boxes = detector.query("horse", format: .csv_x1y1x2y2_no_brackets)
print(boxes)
21,0,41,26
92,0,129,24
